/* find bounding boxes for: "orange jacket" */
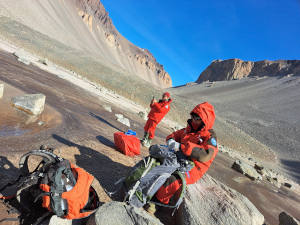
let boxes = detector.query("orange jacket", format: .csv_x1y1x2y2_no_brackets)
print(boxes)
166,102,218,184
148,99,172,123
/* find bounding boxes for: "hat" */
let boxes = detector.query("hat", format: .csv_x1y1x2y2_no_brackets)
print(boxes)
163,92,171,98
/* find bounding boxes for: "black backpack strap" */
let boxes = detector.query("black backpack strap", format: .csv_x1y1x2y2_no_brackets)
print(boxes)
49,166,68,217
19,150,60,176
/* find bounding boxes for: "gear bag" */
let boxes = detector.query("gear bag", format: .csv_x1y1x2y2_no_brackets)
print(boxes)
114,131,140,156
18,149,99,220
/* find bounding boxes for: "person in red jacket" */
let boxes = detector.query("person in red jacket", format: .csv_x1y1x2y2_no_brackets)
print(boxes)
155,102,218,205
141,92,172,147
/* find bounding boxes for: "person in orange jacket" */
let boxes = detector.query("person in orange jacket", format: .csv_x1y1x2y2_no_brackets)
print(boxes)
141,92,172,147
155,102,218,205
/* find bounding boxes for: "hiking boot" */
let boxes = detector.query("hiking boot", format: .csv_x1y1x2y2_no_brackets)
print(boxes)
144,138,152,148
145,202,156,214
141,132,149,146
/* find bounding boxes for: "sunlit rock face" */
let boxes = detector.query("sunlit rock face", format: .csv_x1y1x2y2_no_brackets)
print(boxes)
196,58,300,83
0,0,172,88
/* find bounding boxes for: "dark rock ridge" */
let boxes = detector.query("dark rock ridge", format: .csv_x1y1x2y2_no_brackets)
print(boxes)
75,0,172,87
196,59,300,83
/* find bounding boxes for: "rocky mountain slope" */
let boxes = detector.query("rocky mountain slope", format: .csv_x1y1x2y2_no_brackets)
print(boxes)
169,76,300,185
0,0,171,88
196,58,300,83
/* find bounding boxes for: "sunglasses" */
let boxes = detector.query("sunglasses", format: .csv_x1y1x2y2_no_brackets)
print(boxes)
192,115,202,121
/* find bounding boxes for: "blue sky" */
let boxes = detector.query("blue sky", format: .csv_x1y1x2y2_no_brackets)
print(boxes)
101,0,300,86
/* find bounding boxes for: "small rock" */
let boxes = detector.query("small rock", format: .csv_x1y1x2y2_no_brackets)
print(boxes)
254,163,264,171
115,114,130,127
284,183,292,188
279,212,299,225
115,114,124,120
103,105,112,112
138,111,147,120
38,121,45,126
232,160,262,181
47,215,72,225
0,83,4,98
266,177,281,188
38,58,49,66
87,201,163,225
248,157,254,161
11,94,46,115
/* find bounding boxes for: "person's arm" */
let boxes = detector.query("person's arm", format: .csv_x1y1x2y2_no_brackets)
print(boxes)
166,128,185,143
181,131,217,163
150,97,157,108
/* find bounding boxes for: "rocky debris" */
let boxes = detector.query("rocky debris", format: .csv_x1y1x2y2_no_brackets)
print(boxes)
279,212,299,225
103,105,112,112
11,94,46,115
138,111,147,120
232,160,262,180
254,163,264,171
115,114,130,127
0,83,3,98
196,58,300,83
87,201,163,225
229,154,298,190
185,82,197,86
38,58,50,66
13,49,35,65
177,174,265,225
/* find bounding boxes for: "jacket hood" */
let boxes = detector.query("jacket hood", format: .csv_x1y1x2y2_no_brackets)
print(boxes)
190,102,215,130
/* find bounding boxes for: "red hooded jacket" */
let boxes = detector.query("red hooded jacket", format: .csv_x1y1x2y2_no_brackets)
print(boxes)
166,102,218,184
148,99,172,123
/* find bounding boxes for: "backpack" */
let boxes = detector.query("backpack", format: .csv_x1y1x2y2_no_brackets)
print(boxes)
115,145,192,211
13,149,99,223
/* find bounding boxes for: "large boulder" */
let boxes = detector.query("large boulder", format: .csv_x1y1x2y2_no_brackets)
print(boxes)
232,160,262,181
11,94,46,115
279,212,299,225
0,83,3,98
177,174,265,225
87,201,163,225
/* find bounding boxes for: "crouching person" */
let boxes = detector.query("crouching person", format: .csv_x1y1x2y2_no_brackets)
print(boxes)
141,92,172,147
155,102,218,206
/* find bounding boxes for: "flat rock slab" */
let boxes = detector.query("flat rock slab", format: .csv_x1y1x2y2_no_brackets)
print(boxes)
11,94,46,115
87,201,163,225
0,83,3,98
178,174,265,225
